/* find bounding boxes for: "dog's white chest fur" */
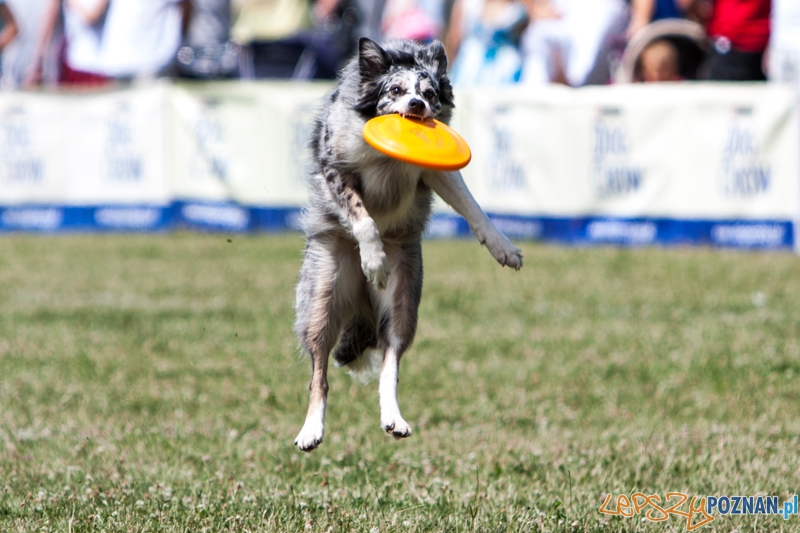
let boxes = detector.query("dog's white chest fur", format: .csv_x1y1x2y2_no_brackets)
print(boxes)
353,145,424,233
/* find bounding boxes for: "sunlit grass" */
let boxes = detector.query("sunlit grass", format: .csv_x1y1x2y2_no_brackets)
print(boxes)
1,233,799,532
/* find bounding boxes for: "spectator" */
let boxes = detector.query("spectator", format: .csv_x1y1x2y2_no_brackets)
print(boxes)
177,0,240,78
639,38,682,81
3,0,56,88
27,0,111,87
236,0,358,80
97,0,189,79
231,0,311,44
345,0,383,43
768,0,800,90
520,0,629,87
0,1,19,54
617,19,707,82
685,0,771,81
0,0,18,85
382,0,443,42
446,0,528,86
627,0,686,38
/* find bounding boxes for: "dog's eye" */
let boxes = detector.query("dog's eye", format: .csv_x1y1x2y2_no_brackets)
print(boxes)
390,86,403,96
423,89,436,100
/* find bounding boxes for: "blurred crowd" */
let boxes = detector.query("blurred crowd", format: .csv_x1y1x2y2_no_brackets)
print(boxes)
0,0,795,90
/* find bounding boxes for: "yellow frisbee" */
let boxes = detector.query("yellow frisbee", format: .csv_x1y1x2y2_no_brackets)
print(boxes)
362,114,472,171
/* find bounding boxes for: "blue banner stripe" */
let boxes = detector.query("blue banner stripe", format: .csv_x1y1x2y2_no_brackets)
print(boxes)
0,204,793,250
425,214,794,249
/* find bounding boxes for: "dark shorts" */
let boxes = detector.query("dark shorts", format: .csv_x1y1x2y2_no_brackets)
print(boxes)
702,44,766,82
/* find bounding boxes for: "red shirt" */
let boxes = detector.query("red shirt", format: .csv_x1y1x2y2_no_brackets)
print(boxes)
707,0,771,53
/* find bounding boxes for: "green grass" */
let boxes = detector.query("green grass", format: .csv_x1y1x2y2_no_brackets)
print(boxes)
1,233,799,532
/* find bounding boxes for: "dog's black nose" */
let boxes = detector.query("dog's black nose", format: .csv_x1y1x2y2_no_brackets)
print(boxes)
407,98,425,114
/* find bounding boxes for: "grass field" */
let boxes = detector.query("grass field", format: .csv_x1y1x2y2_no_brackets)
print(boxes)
1,233,799,533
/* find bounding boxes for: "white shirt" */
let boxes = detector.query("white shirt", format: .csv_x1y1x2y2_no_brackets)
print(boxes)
63,0,106,73
771,0,800,48
2,0,53,88
98,0,183,78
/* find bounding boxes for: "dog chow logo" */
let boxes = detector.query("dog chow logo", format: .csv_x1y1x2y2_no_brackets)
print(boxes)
485,106,527,193
1,207,63,230
0,105,45,186
591,108,643,199
719,107,771,198
103,101,144,182
289,104,317,187
191,98,230,183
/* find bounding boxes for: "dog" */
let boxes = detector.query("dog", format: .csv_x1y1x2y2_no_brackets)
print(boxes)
293,38,523,452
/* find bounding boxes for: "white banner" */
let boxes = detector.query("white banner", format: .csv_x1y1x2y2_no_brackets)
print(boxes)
168,81,329,207
0,80,798,249
458,83,800,220
0,85,168,206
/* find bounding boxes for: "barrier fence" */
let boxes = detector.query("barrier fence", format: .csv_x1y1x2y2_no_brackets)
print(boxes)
1,80,798,251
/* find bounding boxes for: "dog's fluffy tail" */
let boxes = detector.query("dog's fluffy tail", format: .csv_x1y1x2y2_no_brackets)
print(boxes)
333,315,381,381
341,349,382,383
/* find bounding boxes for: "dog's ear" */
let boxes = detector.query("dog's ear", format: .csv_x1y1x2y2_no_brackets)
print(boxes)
359,38,390,80
423,40,453,110
424,40,448,79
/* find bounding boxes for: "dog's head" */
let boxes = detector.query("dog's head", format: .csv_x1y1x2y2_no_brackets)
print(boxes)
353,38,455,124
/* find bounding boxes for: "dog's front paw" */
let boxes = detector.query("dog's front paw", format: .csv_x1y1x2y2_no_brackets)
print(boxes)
361,247,390,289
478,229,523,271
294,421,324,452
497,243,524,270
382,417,412,440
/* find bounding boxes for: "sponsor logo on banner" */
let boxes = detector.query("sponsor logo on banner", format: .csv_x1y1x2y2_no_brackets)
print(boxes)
181,203,249,230
0,106,45,187
289,104,317,187
591,108,643,199
486,107,527,193
191,99,230,182
284,210,303,231
587,219,656,244
489,216,542,240
425,215,462,238
711,223,786,247
95,207,161,229
719,107,771,197
1,208,63,230
103,103,144,182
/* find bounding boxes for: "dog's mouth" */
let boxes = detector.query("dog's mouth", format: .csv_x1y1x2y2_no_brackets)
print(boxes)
397,112,427,121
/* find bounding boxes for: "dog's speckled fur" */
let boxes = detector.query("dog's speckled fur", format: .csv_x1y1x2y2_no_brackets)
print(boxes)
294,38,523,452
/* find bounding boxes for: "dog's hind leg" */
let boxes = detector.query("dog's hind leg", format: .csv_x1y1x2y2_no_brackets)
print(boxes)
379,345,413,439
373,239,424,439
294,236,359,451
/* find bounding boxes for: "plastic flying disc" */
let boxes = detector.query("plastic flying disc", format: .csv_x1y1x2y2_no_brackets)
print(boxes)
362,114,472,171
